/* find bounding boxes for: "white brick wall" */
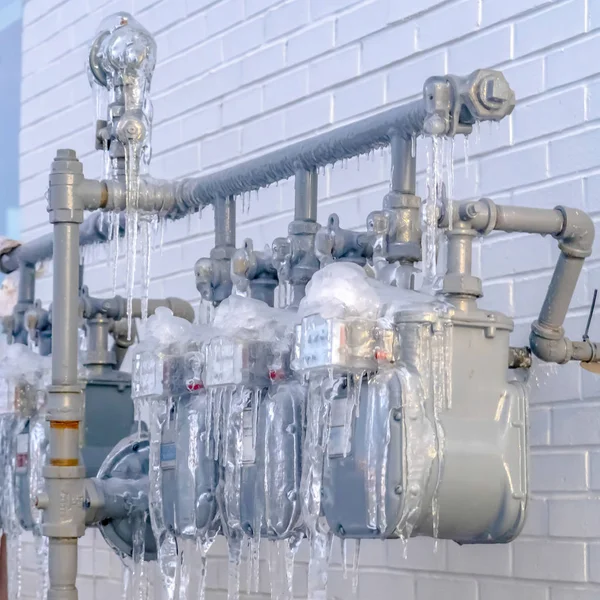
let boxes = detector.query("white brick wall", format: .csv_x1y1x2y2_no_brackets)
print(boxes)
17,0,600,597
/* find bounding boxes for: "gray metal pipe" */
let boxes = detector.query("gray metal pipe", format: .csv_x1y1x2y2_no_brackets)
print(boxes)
48,538,78,600
538,254,584,329
18,263,36,304
294,169,318,222
460,199,597,365
52,223,81,386
168,100,426,215
215,196,236,248
0,211,124,275
390,134,416,195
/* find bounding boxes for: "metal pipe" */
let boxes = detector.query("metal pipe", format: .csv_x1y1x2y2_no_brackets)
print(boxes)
17,263,35,304
0,211,124,275
215,196,236,248
461,198,597,364
52,223,80,386
390,134,416,195
43,150,88,600
294,169,318,222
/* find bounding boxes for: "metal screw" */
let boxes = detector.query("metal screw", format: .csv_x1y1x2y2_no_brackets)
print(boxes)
132,442,140,453
393,409,402,422
83,498,91,509
338,525,346,537
394,485,403,495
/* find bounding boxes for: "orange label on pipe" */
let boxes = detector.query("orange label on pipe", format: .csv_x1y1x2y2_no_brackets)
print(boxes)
50,458,79,467
49,421,79,430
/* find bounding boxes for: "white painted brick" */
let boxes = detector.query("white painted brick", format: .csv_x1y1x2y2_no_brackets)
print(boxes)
388,0,446,23
481,280,514,316
222,17,264,61
448,25,512,75
336,0,387,46
206,0,244,36
284,94,331,138
552,589,600,600
529,361,581,405
513,88,586,144
181,102,222,144
513,178,585,211
309,45,360,92
480,0,553,26
415,0,479,52
416,577,477,599
287,24,335,71
333,75,384,121
514,0,585,58
329,155,385,197
522,496,550,536
479,581,549,600
481,234,553,279
246,0,283,16
265,0,309,40
201,128,242,167
530,407,551,446
222,86,263,126
546,34,600,90
387,51,446,103
590,543,600,583
242,43,286,84
161,12,208,59
358,571,415,599
553,404,600,445
263,67,309,110
242,112,285,152
310,0,362,19
549,498,600,538
361,22,414,73
480,144,548,195
513,540,586,582
531,451,588,492
447,542,511,576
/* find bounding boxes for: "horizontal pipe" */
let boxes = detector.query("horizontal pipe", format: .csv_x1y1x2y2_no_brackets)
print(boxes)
169,99,427,215
0,211,125,275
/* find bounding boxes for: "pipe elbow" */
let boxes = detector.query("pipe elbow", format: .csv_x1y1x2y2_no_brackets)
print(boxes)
555,206,595,258
529,320,572,364
163,298,195,323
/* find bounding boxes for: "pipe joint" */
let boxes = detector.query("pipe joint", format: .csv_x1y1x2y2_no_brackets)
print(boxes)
48,150,85,225
554,206,595,258
530,320,572,364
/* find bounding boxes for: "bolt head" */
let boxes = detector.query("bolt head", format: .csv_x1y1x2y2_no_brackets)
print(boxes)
479,75,511,108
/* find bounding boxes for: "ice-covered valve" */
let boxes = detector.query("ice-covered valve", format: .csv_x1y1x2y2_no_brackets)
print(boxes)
315,213,372,265
231,239,278,306
88,12,156,91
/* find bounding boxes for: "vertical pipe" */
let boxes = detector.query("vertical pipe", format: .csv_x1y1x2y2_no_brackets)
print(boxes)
214,195,236,248
52,223,81,386
17,263,35,305
294,168,318,222
390,134,416,195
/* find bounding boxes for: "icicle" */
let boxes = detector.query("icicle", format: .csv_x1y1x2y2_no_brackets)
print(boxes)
463,135,470,178
446,137,455,231
351,540,361,595
340,537,348,580
411,134,417,158
227,536,243,600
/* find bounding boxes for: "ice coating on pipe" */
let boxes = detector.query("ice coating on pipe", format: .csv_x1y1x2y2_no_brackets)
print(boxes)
88,12,158,337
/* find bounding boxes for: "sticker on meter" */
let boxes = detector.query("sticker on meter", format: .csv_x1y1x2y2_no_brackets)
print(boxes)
16,433,29,473
160,443,176,470
328,397,352,458
242,408,256,464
